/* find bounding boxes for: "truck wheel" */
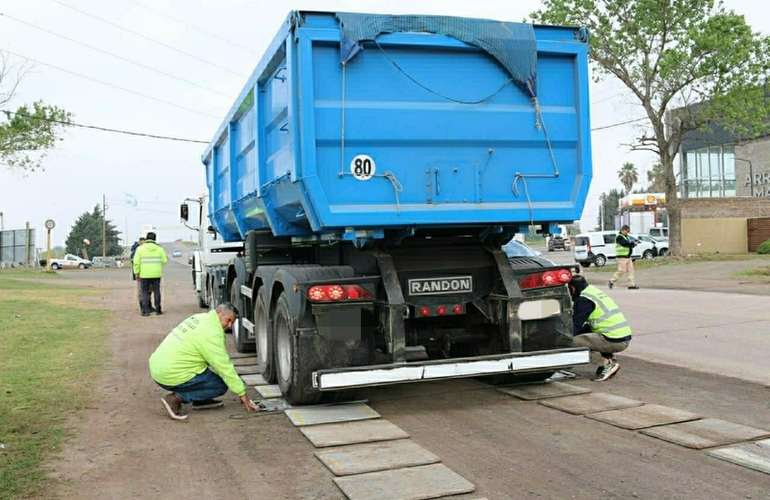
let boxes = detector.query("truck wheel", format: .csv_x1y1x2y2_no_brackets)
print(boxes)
78,263,86,269
594,254,607,267
254,288,276,383
230,278,255,353
274,292,321,405
51,263,60,270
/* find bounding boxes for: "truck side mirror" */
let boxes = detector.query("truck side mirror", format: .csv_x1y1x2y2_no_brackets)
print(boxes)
180,204,189,222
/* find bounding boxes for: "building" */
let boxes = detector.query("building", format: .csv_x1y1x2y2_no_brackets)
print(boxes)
670,109,770,253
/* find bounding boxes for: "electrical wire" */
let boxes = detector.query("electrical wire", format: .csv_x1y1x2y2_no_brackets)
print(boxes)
3,109,209,144
48,0,244,76
3,49,220,119
591,116,647,131
120,0,260,56
1,13,232,98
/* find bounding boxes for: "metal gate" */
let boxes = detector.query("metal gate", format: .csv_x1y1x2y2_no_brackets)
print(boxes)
747,217,770,252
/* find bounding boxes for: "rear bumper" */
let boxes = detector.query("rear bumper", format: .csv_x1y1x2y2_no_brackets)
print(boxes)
312,347,589,391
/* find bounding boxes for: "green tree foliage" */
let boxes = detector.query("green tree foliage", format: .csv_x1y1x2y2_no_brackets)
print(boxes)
597,188,624,230
618,162,638,194
65,205,122,257
646,163,666,192
531,0,770,256
1,52,73,172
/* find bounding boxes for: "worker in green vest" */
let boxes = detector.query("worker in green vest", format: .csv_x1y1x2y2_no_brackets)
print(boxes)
609,225,640,290
569,274,632,381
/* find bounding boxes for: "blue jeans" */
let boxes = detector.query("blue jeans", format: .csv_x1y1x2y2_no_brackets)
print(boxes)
140,277,161,313
156,368,227,404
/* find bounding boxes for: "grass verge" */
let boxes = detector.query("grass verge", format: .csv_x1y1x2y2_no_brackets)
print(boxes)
0,271,110,499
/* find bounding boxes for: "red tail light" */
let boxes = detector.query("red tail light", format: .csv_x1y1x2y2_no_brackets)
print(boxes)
519,269,572,290
307,284,374,302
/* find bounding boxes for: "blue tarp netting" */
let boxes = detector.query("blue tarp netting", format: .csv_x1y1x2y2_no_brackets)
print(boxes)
335,13,537,98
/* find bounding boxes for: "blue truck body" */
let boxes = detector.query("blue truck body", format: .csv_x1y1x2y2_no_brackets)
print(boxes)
194,11,593,405
203,11,592,244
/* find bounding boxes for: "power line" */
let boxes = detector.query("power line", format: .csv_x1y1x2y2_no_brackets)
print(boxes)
4,49,219,119
121,0,260,56
4,109,209,144
591,116,648,131
49,0,244,77
1,12,232,99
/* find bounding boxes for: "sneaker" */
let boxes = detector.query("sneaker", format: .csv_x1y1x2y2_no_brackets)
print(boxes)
608,280,614,289
595,360,620,381
191,399,224,410
155,309,163,316
150,307,157,313
628,286,640,290
161,393,188,420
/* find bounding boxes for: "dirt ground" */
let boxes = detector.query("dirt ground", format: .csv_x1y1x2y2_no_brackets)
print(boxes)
43,258,770,499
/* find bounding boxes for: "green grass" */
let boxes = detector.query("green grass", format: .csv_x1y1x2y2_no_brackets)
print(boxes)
0,275,111,499
587,253,769,273
733,265,770,279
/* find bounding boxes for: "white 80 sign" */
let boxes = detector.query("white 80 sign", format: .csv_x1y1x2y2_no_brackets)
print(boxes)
350,154,376,181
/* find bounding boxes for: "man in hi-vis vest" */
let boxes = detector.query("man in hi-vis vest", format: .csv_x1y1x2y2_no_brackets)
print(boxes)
609,225,640,290
569,274,632,381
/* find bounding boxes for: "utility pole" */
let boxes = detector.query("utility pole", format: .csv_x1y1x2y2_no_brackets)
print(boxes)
102,194,107,259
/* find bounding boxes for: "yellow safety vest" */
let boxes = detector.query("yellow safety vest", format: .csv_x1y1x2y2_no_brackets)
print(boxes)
615,233,632,257
580,285,632,340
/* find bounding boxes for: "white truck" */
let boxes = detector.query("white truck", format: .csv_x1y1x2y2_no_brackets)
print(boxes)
181,195,245,314
48,254,92,270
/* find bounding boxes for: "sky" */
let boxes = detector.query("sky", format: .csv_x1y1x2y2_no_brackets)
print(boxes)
1,0,768,248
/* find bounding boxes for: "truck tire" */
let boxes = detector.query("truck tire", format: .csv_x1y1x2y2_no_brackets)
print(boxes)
230,278,255,353
274,292,321,405
594,254,607,267
244,231,258,274
254,288,276,383
51,263,60,270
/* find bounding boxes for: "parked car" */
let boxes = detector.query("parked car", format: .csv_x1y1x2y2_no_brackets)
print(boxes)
573,231,656,267
172,249,183,258
547,235,570,252
47,254,92,270
636,234,669,256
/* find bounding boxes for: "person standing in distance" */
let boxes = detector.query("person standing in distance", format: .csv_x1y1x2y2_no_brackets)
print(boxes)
569,274,632,381
609,225,640,290
149,302,260,420
132,231,167,316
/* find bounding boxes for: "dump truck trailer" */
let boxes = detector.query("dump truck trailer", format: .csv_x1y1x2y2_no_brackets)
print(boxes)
184,11,593,405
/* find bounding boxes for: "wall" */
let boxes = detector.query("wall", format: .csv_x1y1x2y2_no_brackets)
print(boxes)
679,197,770,219
681,218,747,254
736,139,770,197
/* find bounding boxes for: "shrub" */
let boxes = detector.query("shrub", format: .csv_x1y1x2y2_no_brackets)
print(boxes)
757,240,770,255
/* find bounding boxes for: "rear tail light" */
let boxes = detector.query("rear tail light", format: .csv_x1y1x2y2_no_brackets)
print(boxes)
307,284,373,303
519,268,572,290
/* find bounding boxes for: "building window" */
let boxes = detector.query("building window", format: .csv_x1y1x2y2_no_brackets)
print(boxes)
681,145,736,198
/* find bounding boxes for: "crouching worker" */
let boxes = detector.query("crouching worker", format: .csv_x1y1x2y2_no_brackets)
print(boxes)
149,302,260,420
568,274,632,382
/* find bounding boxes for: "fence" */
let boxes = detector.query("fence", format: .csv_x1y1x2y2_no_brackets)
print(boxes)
0,228,36,267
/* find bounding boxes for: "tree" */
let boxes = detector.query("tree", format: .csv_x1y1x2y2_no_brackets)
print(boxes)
618,162,639,194
646,163,666,192
0,51,73,172
531,0,770,256
65,205,122,257
597,188,624,230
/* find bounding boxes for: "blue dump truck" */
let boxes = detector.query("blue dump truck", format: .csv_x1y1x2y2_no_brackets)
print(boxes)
182,11,593,404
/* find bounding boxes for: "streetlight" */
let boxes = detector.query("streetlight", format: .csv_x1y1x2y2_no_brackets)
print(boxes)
735,157,754,196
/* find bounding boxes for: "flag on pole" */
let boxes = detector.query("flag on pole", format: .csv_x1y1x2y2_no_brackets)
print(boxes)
125,193,138,207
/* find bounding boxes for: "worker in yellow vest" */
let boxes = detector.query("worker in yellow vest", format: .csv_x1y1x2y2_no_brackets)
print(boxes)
609,225,640,289
569,274,632,381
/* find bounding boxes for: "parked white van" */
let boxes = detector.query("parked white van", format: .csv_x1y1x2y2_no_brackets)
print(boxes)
648,226,669,240
573,230,657,267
